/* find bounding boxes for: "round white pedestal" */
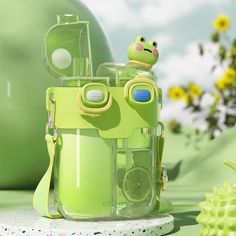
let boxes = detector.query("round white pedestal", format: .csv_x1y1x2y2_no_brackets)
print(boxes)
0,209,174,236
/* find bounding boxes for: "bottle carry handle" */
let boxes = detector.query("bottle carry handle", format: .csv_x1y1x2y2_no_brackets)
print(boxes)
33,134,62,219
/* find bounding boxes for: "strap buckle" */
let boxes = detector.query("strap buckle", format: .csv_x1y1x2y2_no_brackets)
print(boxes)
46,94,57,142
161,165,168,191
45,123,57,143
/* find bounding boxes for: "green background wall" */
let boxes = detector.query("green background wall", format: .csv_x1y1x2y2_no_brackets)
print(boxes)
0,0,113,189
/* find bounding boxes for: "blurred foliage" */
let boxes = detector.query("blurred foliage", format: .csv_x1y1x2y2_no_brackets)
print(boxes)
168,14,236,139
167,119,203,150
167,120,182,134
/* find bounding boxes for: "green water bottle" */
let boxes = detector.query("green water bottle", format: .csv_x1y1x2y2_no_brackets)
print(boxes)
33,15,167,220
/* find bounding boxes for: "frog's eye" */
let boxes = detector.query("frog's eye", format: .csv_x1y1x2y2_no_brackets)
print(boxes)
137,36,145,42
152,41,157,48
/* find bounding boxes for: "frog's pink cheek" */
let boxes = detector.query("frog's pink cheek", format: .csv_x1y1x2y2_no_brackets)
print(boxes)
135,43,144,51
153,48,159,57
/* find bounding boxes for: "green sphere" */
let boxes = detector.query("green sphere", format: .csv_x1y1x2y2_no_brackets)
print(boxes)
197,182,236,235
0,0,113,188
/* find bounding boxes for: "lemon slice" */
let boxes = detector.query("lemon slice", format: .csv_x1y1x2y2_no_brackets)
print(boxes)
122,167,152,203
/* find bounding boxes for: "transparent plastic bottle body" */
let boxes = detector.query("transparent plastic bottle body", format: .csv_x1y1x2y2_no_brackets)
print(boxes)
51,61,160,220
54,127,157,220
39,14,163,220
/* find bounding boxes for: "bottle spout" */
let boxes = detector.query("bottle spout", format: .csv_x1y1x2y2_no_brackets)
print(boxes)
57,14,80,24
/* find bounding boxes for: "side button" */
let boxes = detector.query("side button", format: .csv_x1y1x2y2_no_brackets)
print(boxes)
134,90,151,102
86,90,104,103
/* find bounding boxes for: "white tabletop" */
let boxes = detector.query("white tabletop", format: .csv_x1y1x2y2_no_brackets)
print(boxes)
0,208,174,236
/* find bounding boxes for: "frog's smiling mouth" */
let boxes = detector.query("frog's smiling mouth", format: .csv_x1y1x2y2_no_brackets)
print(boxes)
144,48,152,53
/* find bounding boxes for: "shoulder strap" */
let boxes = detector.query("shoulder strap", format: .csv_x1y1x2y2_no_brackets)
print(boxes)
33,134,62,218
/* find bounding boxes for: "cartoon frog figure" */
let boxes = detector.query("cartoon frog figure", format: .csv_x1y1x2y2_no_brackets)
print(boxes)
116,36,160,84
127,36,159,70
96,36,159,85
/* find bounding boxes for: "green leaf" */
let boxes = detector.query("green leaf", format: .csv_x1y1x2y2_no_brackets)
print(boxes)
224,161,236,173
211,32,220,43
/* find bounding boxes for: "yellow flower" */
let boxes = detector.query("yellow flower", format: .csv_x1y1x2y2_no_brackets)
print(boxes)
225,68,236,82
188,83,203,98
215,79,226,90
213,15,231,32
168,86,186,101
215,74,234,90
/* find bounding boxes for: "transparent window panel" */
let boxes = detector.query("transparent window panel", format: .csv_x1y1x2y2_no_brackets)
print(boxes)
54,128,157,220
116,128,157,218
54,129,116,220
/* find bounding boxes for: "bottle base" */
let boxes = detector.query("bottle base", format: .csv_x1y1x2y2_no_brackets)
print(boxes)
57,198,157,221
